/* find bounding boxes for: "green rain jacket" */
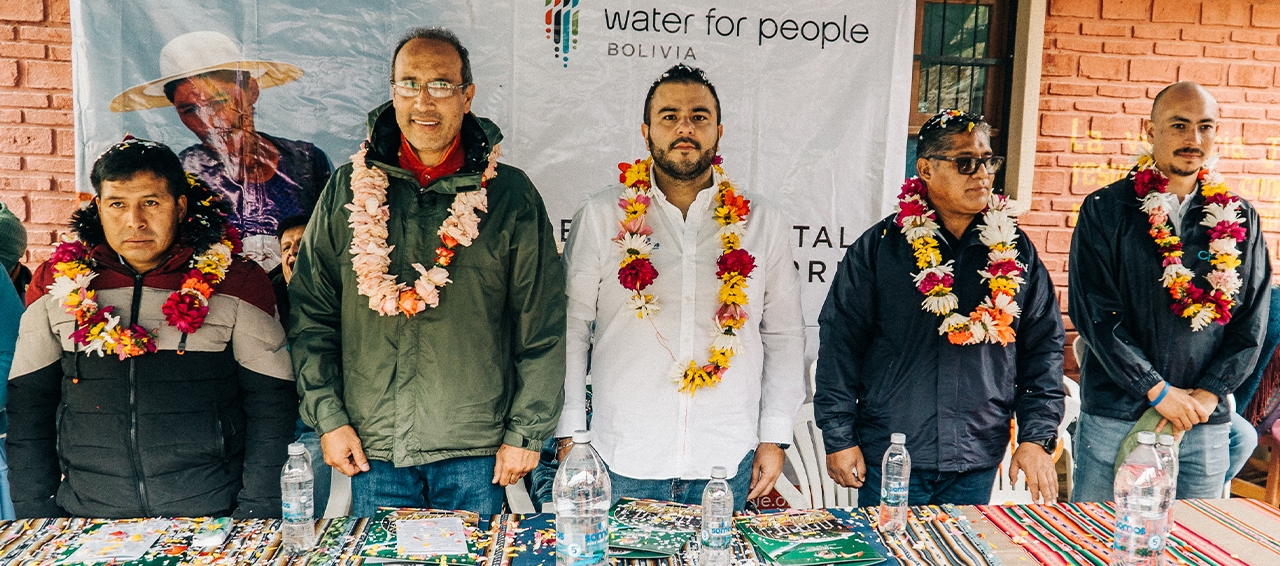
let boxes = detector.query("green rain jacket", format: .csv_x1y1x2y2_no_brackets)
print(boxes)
289,102,566,466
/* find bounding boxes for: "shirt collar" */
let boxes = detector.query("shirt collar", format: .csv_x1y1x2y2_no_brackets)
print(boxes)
398,133,464,188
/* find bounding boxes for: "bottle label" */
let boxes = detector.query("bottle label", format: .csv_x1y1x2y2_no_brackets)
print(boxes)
882,481,908,505
556,528,607,563
282,499,310,522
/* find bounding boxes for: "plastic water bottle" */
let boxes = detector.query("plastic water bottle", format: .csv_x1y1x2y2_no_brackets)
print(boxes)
1111,431,1173,566
879,433,911,534
554,430,610,566
281,442,316,553
1156,434,1178,501
700,466,734,566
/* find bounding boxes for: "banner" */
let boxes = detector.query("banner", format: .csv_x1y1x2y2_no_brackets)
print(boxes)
71,0,915,351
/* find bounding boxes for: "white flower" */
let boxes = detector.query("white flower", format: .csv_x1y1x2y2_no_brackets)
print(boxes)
713,333,743,354
1200,201,1243,227
938,313,970,335
1161,264,1195,286
48,272,96,301
626,293,659,318
1140,193,1171,216
911,264,954,285
1190,307,1216,331
717,223,744,238
992,293,1022,318
1208,238,1240,257
1205,269,1242,296
922,293,959,315
614,233,654,255
987,248,1019,262
979,219,1017,249
668,361,688,385
902,216,940,242
969,312,993,344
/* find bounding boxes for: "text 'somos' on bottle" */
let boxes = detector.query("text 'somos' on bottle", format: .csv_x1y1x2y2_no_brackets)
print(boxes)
553,430,610,566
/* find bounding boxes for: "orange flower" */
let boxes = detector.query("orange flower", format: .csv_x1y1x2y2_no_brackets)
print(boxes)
948,330,973,345
397,288,426,317
440,232,459,248
721,188,750,220
181,276,214,299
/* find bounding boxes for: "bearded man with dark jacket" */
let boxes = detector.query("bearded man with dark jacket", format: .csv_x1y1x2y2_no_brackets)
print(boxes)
7,138,296,518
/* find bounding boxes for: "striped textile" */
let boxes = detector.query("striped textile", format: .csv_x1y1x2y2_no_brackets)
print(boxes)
866,506,1002,566
977,503,1247,566
1179,499,1280,558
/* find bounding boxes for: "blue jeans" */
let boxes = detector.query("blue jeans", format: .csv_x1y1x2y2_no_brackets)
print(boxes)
858,465,997,507
350,456,505,517
1227,411,1258,481
607,451,754,511
294,420,331,519
0,439,13,520
1072,412,1231,502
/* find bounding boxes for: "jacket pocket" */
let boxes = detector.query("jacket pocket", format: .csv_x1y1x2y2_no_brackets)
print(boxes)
55,403,68,475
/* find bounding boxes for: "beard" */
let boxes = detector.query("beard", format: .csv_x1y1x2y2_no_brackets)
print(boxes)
648,134,717,181
1165,147,1205,177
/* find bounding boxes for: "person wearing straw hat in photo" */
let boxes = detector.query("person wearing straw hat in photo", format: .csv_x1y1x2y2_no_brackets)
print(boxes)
111,30,332,272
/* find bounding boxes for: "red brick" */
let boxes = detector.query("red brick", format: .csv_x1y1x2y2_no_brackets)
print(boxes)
1228,64,1274,88
0,41,44,59
1103,40,1151,55
49,0,69,23
0,108,19,123
1153,42,1199,56
1097,84,1147,98
1204,45,1252,59
1182,28,1229,43
1050,0,1101,18
1232,30,1277,45
23,60,71,90
1091,115,1142,139
1101,0,1150,20
0,28,13,41
1036,170,1070,195
48,45,70,61
1204,87,1243,103
1043,52,1078,77
1268,109,1280,121
1036,155,1055,167
1151,0,1199,23
1021,226,1049,248
1041,114,1083,137
1042,257,1065,272
23,109,71,126
0,156,21,170
1075,99,1123,113
0,0,43,21
1041,98,1073,111
24,156,73,173
1254,48,1280,61
55,178,75,193
17,26,70,44
1020,212,1066,226
1124,100,1153,115
1038,139,1071,153
1057,153,1110,167
1081,22,1130,37
1221,106,1266,120
1202,2,1249,26
1046,229,1074,253
1132,25,1181,39
1253,4,1280,28
0,175,48,191
1215,120,1243,138
1245,90,1280,104
0,125,51,154
49,93,70,110
1045,22,1080,34
54,128,72,156
0,59,16,87
1057,37,1104,52
1079,55,1129,80
1243,122,1280,145
28,195,73,225
1048,82,1097,96
0,195,24,221
1179,61,1225,85
1051,197,1084,211
1128,58,1178,82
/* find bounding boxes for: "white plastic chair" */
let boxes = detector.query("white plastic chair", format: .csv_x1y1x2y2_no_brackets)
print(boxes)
506,478,537,513
990,374,1081,504
776,403,857,509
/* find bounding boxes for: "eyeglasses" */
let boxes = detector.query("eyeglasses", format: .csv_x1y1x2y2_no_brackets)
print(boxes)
924,155,1005,176
390,79,471,99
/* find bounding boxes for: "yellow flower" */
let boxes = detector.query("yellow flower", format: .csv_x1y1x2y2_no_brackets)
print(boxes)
624,162,650,187
624,201,647,220
55,261,89,279
1153,236,1180,248
1201,182,1229,197
1211,254,1241,270
1136,154,1155,170
709,349,732,367
989,278,1020,295
713,206,739,225
721,232,741,250
619,253,648,268
926,285,953,297
912,237,941,269
719,283,748,305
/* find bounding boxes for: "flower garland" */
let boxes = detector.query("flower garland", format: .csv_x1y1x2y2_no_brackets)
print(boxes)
895,177,1025,346
615,157,755,395
346,144,500,317
1133,149,1245,331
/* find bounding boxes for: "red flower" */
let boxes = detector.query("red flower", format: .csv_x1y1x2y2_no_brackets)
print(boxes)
51,240,89,264
898,177,926,199
162,292,209,334
716,248,756,279
721,189,751,220
985,259,1022,277
895,200,931,227
619,257,658,291
223,225,244,255
1133,168,1168,197
1207,220,1246,242
1203,192,1234,206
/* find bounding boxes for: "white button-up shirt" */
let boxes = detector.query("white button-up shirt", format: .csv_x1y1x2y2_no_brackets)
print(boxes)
559,173,805,480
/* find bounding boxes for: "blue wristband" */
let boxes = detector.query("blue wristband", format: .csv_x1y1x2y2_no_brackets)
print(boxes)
1149,382,1170,407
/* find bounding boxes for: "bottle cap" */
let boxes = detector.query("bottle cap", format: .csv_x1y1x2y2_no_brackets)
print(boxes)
1158,434,1175,446
710,466,727,479
890,433,906,444
1136,431,1157,445
287,442,306,455
572,429,591,444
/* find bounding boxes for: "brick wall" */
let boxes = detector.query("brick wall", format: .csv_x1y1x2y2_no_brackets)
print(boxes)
1038,0,1280,374
0,0,73,266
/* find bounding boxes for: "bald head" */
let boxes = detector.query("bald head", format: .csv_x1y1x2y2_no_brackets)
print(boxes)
1145,82,1219,178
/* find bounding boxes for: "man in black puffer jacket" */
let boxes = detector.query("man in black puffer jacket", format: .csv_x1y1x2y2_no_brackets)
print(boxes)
7,138,296,518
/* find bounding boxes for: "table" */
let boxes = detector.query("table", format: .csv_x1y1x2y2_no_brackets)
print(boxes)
0,499,1274,565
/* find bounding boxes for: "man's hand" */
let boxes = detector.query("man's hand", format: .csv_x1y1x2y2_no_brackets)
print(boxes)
493,444,539,487
826,446,866,489
1009,442,1058,504
748,443,786,501
555,438,573,463
1188,388,1219,415
1149,382,1210,433
320,425,370,477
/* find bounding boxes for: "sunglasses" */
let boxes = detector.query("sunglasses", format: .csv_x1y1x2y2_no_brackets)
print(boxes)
924,155,1005,176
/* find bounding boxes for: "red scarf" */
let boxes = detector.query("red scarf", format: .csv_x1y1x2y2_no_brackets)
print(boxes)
399,134,463,187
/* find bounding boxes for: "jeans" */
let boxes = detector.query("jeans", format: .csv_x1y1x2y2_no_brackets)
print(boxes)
528,437,559,509
350,456,505,517
1227,411,1258,481
607,451,755,511
294,419,331,519
0,438,12,520
1072,412,1231,502
857,465,997,507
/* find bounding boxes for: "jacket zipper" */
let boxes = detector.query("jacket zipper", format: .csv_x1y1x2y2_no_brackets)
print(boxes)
127,272,152,516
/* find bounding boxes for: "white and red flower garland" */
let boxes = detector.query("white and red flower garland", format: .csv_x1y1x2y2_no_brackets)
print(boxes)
346,144,499,317
1133,150,1245,331
895,177,1025,346
615,157,755,395
48,224,241,360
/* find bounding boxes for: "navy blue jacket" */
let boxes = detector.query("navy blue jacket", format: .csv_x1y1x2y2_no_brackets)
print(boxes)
815,213,1065,472
1069,175,1271,425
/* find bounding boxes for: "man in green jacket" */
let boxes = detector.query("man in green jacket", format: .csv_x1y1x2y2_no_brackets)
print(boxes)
288,27,566,515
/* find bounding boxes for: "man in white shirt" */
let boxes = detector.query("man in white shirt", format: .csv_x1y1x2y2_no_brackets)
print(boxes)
558,65,805,508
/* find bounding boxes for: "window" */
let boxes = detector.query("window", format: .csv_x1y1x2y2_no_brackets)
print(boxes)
905,0,1013,181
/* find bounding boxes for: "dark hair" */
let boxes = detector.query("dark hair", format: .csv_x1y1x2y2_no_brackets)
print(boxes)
163,69,252,103
916,109,992,159
392,27,472,85
643,64,721,125
90,137,188,200
276,214,310,240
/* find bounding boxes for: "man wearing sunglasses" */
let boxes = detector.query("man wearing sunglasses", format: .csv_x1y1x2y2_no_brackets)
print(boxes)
289,27,566,515
816,109,1066,506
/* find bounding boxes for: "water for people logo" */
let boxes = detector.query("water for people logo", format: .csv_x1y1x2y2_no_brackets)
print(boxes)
544,0,580,67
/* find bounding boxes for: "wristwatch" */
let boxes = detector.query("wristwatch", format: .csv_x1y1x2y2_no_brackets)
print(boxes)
1027,437,1057,453
773,442,791,450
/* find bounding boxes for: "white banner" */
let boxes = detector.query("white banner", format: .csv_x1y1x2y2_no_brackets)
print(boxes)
71,0,915,351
